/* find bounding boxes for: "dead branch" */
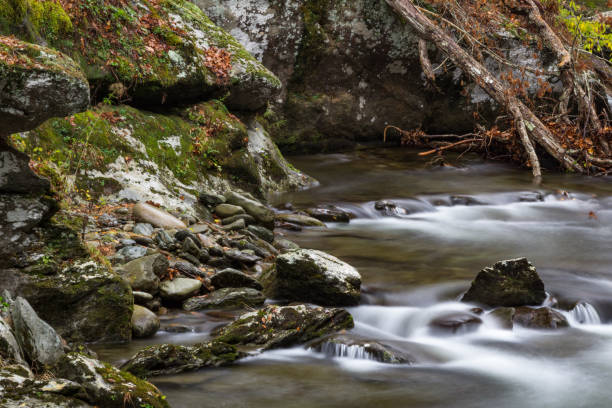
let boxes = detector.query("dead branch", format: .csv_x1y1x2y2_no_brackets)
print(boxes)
419,39,437,83
418,139,482,156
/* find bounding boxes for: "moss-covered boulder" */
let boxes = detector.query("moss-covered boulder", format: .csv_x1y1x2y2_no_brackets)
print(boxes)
262,249,361,306
0,0,280,109
1,260,133,343
121,341,240,378
461,258,547,308
55,352,169,408
0,36,89,137
215,304,354,351
182,287,265,311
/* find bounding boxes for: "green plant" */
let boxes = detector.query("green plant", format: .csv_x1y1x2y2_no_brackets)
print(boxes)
558,0,612,61
0,296,9,312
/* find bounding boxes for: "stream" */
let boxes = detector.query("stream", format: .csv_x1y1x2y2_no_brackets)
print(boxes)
96,148,612,408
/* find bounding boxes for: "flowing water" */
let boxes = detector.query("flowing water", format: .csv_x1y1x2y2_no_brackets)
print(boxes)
98,148,612,408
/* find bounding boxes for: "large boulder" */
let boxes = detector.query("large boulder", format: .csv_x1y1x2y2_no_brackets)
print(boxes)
115,254,169,294
131,305,160,339
0,1,280,110
461,258,546,308
121,341,240,378
0,36,89,136
55,353,169,408
182,287,265,311
1,261,133,343
10,297,65,367
263,249,361,306
215,304,354,351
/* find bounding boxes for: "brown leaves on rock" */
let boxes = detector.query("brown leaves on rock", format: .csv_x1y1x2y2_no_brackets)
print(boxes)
204,46,232,84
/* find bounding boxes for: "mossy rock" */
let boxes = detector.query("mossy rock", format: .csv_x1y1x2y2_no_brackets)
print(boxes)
0,0,280,109
0,36,89,136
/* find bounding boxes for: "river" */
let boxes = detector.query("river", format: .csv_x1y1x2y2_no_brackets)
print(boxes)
96,148,612,408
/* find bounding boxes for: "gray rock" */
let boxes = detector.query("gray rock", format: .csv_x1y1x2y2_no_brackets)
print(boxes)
0,317,25,364
131,305,160,338
96,213,118,227
121,342,240,378
182,237,201,257
214,203,245,218
221,218,246,231
116,254,169,293
461,258,546,308
11,297,64,366
199,191,226,207
222,213,256,226
273,238,300,253
247,225,274,243
512,307,569,329
215,304,354,351
133,203,186,229
262,249,361,306
183,287,265,311
275,213,326,227
224,248,260,264
55,352,167,406
211,269,263,290
133,223,155,236
310,334,412,364
111,245,149,264
0,146,49,195
160,278,203,302
175,230,202,247
225,191,274,227
174,261,207,280
305,206,352,223
429,312,483,335
153,229,176,251
133,291,154,304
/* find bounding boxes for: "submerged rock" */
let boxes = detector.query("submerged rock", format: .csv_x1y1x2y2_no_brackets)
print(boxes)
488,306,569,330
182,288,265,311
461,258,546,308
121,341,240,378
305,206,352,223
263,249,361,306
275,213,326,227
132,305,160,339
429,312,483,335
310,334,412,364
215,304,354,351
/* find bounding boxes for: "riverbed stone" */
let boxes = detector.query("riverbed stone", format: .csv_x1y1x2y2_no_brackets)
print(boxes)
512,307,569,330
116,254,168,293
429,312,483,335
275,213,326,227
133,223,155,236
225,191,275,228
131,305,160,339
121,341,240,378
263,249,361,306
310,334,412,364
111,245,149,265
11,297,65,367
133,203,186,229
160,278,203,302
461,258,546,307
247,225,274,243
211,269,263,291
183,288,265,311
215,204,245,218
215,304,355,351
305,206,352,223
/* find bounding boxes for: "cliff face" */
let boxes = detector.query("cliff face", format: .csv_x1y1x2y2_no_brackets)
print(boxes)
195,0,566,153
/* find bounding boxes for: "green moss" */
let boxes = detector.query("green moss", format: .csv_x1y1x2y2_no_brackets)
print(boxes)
0,0,73,44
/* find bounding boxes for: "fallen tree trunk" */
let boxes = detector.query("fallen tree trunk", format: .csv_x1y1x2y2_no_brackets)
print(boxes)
384,0,585,179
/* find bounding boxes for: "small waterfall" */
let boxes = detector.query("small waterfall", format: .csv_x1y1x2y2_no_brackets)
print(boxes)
570,302,601,325
319,342,375,361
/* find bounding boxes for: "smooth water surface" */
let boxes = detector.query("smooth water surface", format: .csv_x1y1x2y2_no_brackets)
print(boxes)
101,148,612,408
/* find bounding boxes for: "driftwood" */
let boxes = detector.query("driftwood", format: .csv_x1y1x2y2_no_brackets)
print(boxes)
384,0,611,180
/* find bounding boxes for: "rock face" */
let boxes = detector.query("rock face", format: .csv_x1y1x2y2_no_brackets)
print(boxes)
0,1,280,111
263,249,361,306
1,261,133,343
10,297,65,367
461,258,546,308
196,1,563,152
121,341,240,377
0,37,89,136
132,305,160,339
133,203,187,229
216,304,355,351
182,287,265,311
